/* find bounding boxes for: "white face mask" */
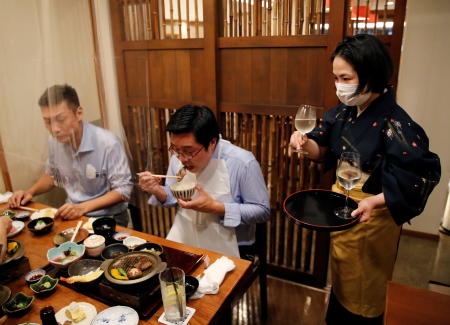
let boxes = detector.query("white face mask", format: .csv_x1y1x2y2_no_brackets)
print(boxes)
335,83,371,106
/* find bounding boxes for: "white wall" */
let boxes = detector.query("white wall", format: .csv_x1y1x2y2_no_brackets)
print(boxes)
0,174,5,194
397,0,450,234
0,0,100,206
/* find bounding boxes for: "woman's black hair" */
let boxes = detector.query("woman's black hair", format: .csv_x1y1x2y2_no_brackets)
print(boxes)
166,104,220,149
331,34,393,94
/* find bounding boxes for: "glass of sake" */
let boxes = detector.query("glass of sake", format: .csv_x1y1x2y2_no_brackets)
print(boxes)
334,152,362,219
159,267,186,322
293,105,318,154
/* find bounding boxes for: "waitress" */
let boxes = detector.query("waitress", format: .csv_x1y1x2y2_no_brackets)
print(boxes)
290,34,440,324
139,105,270,258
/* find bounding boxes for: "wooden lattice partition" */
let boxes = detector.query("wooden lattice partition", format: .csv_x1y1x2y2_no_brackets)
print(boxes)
221,111,329,283
109,0,406,287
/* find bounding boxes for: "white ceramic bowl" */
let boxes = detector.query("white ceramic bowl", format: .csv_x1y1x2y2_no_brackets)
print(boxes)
169,181,196,201
83,235,106,257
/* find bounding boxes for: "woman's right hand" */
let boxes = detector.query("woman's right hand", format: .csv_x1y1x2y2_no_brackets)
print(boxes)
290,131,309,152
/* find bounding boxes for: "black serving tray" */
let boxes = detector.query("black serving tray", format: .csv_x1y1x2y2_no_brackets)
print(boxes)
284,189,360,231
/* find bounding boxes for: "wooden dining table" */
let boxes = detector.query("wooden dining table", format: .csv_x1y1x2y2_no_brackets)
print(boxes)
0,202,252,324
385,281,450,325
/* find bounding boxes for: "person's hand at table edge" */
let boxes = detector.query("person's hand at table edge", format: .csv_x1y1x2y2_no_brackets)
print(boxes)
8,190,33,208
55,202,87,220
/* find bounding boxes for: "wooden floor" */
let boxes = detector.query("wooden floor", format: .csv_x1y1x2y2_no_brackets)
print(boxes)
231,233,443,325
233,276,329,325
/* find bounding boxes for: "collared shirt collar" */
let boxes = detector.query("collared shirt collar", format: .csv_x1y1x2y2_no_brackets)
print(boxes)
76,121,94,154
211,138,223,159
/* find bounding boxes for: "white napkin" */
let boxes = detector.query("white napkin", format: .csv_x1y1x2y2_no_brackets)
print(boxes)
190,256,235,299
0,192,12,204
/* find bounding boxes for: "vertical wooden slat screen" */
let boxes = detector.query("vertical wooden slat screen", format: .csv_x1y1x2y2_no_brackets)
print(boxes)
220,111,329,284
109,0,407,287
118,0,204,40
347,0,398,36
221,0,329,37
345,0,406,89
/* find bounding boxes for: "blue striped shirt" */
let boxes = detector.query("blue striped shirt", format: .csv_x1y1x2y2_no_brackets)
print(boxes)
45,122,132,216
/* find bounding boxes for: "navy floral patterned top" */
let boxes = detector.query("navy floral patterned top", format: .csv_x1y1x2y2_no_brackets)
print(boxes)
308,87,441,225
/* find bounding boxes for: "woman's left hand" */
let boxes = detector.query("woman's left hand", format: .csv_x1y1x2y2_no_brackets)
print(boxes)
351,193,386,223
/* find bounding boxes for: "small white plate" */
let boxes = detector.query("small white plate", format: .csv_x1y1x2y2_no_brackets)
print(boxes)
91,306,139,325
123,236,146,250
30,208,57,220
55,302,97,325
7,221,24,237
82,218,95,234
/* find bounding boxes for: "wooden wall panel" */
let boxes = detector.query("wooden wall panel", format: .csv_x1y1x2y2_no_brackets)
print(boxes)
124,51,149,99
220,47,328,108
124,49,208,107
189,49,207,103
269,48,288,104
148,50,164,100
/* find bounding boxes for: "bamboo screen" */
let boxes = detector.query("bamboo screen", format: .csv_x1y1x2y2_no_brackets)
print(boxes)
346,0,397,35
221,111,325,274
126,106,176,237
221,0,328,37
118,0,204,40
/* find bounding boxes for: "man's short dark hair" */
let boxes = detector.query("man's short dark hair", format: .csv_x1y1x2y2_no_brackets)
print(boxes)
331,34,393,95
166,105,220,149
38,84,80,111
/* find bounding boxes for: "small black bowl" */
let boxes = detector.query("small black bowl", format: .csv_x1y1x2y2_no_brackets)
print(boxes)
68,259,104,285
133,242,163,255
185,275,199,298
27,217,54,235
93,217,116,240
101,243,129,260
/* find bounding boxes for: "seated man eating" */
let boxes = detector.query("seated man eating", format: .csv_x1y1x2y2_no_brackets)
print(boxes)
9,84,132,227
139,105,270,258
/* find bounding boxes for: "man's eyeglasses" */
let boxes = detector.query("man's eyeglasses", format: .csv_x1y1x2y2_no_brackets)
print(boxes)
168,145,203,160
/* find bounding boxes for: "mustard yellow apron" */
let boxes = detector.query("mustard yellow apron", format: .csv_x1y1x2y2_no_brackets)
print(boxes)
330,182,401,317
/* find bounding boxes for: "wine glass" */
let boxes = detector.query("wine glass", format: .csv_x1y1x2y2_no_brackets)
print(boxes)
334,152,362,219
293,105,318,154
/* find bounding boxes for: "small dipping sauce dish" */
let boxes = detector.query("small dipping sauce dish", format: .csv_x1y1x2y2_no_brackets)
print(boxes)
83,235,106,257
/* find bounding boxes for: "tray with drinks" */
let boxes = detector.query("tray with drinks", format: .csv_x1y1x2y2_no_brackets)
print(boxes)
283,189,360,231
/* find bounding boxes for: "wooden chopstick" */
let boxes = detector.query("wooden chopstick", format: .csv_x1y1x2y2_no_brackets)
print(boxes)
151,174,181,179
18,206,39,212
70,220,83,242
136,173,181,179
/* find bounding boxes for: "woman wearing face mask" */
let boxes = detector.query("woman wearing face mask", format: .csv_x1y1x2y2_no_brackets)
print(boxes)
290,34,440,324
